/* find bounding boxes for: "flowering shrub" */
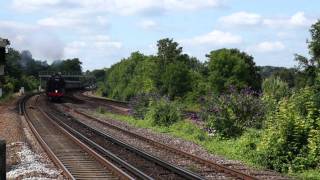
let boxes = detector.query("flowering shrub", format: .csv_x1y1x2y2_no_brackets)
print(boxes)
201,87,265,138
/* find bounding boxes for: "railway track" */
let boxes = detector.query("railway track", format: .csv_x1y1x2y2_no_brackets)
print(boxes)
70,91,289,179
45,101,206,180
20,92,281,179
60,97,259,179
21,94,209,179
73,92,201,121
72,92,130,115
19,94,134,179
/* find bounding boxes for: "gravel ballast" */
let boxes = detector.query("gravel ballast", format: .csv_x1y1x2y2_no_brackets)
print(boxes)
61,101,291,180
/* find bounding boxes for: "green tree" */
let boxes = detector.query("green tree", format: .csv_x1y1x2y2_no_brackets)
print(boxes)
207,48,261,94
154,38,195,99
258,66,296,88
308,20,320,62
63,58,82,73
50,58,82,73
156,38,183,69
105,52,156,100
294,54,317,87
91,69,106,82
273,68,296,88
293,20,320,88
5,48,22,79
162,62,191,99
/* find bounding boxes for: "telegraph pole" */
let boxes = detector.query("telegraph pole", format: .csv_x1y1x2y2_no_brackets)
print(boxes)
0,38,10,98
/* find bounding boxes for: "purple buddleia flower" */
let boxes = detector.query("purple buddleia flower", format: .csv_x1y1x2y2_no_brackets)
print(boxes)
201,86,266,138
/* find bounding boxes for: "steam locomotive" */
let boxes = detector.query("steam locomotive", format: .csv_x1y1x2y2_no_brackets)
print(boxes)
46,73,65,101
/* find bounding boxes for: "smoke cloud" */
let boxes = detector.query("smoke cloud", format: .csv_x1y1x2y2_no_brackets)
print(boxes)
0,21,64,62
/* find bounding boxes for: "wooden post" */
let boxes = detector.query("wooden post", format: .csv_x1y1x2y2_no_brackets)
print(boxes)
0,139,5,180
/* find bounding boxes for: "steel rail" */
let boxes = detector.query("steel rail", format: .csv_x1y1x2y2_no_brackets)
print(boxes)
78,91,201,119
63,104,259,180
40,108,153,180
80,91,129,106
19,94,74,180
20,94,133,180
47,104,206,180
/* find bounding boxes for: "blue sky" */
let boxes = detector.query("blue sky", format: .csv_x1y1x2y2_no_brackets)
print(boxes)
0,0,319,70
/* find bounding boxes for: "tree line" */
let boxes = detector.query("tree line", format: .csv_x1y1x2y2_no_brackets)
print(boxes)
91,20,320,175
2,49,82,95
93,39,313,104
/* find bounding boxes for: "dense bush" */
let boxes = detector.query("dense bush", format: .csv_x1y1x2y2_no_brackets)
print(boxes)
3,76,18,93
201,87,265,138
257,87,320,173
4,75,38,93
146,98,182,126
129,93,160,119
262,76,290,101
161,62,192,99
104,52,157,101
262,76,290,117
20,75,38,91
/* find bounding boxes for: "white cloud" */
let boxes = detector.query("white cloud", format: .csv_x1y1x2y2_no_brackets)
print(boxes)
251,41,285,53
219,11,262,26
38,16,85,27
139,19,157,30
164,0,222,11
12,0,224,15
37,10,95,28
12,0,62,11
182,30,242,46
65,35,122,53
263,12,314,28
64,41,87,56
63,35,123,70
96,16,108,26
219,11,315,29
289,12,310,26
92,35,122,49
64,35,122,60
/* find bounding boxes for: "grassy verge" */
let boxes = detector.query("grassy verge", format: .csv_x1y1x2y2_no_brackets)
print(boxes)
95,110,262,166
95,109,320,180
